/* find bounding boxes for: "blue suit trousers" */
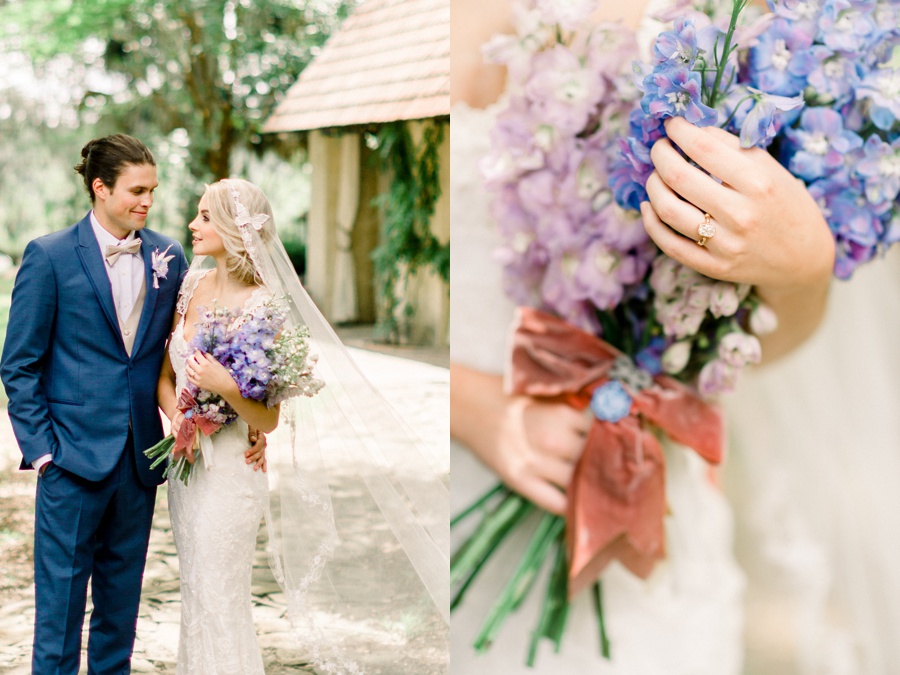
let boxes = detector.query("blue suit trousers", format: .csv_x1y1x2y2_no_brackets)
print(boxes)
32,432,156,675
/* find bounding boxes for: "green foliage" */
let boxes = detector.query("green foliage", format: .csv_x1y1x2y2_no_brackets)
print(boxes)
0,0,351,181
370,119,448,343
281,237,306,278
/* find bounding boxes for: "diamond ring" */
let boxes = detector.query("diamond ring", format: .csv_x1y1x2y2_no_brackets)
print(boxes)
696,213,716,247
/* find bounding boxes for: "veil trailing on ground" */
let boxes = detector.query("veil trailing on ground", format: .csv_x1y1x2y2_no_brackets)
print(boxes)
189,178,449,673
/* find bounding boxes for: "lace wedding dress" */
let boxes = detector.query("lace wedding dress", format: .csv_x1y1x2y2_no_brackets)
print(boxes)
450,97,746,673
167,269,269,675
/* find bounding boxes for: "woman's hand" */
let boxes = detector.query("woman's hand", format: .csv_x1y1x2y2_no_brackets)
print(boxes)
245,429,267,472
640,116,835,360
171,410,185,439
451,364,590,515
185,351,238,397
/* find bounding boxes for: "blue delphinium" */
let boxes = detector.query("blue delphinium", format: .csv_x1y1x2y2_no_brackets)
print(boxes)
857,135,900,215
735,88,804,148
783,108,863,182
808,179,884,279
748,17,817,97
641,66,718,126
856,67,900,131
590,380,633,423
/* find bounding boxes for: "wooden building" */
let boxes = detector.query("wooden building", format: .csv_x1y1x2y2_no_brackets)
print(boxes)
264,0,450,345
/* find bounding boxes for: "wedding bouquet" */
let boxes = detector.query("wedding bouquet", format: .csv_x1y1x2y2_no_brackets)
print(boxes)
452,0,900,665
145,297,324,485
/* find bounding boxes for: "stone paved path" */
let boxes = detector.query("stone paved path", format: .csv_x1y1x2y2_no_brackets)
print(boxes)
0,347,448,674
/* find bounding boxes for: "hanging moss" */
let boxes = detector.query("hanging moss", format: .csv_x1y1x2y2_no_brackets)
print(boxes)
370,118,448,343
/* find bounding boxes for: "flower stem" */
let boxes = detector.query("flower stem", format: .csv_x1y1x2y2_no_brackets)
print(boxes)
144,435,175,470
708,0,749,110
593,580,611,659
451,482,506,528
451,490,533,588
527,525,570,666
473,511,563,652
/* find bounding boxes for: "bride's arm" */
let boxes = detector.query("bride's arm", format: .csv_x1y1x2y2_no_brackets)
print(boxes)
451,362,591,515
640,117,835,363
184,351,280,433
157,313,183,432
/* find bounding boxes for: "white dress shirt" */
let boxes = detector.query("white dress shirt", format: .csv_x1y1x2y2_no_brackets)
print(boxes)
34,213,146,474
91,211,145,323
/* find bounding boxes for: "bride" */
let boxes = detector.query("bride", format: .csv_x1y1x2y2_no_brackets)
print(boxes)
157,179,276,672
450,0,836,672
158,178,448,673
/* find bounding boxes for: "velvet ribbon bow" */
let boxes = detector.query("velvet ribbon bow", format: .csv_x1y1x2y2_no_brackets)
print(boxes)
174,388,222,456
507,307,724,597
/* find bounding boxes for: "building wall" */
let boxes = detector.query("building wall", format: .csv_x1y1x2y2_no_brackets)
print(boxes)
403,119,449,346
305,122,449,346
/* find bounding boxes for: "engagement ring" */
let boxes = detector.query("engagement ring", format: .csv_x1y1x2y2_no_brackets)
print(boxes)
696,213,716,247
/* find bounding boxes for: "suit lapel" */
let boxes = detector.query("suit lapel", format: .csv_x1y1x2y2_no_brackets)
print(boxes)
75,215,121,339
130,229,161,359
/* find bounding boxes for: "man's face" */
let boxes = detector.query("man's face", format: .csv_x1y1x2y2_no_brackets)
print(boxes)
93,163,158,239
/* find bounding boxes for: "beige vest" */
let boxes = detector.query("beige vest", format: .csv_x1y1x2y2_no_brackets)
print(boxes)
119,277,146,357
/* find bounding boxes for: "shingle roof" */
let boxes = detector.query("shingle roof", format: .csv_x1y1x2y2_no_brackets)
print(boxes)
263,0,450,132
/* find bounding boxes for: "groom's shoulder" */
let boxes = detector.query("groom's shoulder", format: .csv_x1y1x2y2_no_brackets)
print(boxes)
27,220,81,254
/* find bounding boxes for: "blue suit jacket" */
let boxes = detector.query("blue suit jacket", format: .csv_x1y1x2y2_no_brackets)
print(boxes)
0,214,188,487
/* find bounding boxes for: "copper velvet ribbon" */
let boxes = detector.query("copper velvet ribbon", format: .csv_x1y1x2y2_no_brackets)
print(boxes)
507,307,723,597
174,388,222,455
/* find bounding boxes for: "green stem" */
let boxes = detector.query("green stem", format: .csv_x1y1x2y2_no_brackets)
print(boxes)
708,0,748,110
473,512,563,652
527,529,570,666
593,581,611,659
144,435,175,470
451,496,535,611
451,483,506,528
451,492,534,587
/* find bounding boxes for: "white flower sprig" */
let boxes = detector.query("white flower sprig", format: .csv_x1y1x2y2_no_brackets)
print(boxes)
151,244,175,289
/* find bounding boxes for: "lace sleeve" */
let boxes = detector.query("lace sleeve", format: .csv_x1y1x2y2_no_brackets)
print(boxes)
176,268,212,316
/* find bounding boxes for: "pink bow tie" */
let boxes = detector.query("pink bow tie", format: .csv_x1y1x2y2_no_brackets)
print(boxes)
104,238,142,264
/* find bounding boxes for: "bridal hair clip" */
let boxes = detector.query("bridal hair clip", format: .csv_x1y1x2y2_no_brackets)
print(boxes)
231,188,270,232
230,185,270,286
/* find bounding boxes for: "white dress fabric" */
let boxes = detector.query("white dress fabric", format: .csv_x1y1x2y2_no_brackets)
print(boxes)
725,246,900,675
450,100,746,673
167,269,269,675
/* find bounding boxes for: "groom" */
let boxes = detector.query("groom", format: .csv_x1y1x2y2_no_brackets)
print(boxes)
0,134,259,673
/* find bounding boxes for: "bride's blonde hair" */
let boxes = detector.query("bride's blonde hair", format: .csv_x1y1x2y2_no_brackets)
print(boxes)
203,178,275,286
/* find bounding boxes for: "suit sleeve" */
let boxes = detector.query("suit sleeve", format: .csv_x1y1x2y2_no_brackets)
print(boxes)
0,239,60,464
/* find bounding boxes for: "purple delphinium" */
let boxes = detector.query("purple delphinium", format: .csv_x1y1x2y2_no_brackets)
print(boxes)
525,45,604,137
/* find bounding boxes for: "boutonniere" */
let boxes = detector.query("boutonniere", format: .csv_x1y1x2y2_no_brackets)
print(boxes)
151,244,175,289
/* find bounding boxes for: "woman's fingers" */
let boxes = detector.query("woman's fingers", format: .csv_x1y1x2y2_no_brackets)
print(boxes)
662,117,759,194
650,136,738,218
523,401,591,462
641,201,728,280
644,171,717,245
517,476,567,515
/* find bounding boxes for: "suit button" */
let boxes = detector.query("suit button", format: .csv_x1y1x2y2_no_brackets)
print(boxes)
124,329,132,336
